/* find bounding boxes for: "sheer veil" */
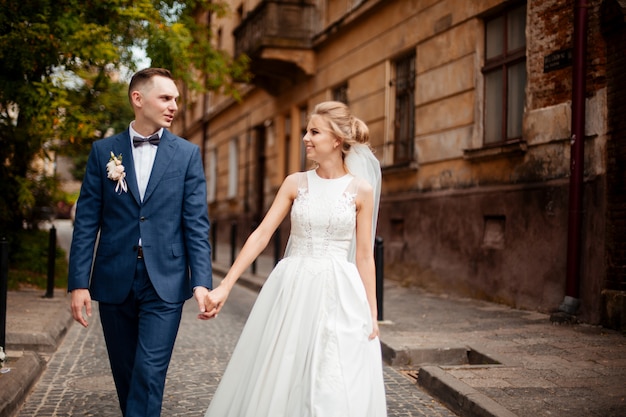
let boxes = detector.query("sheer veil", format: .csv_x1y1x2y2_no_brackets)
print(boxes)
345,144,381,263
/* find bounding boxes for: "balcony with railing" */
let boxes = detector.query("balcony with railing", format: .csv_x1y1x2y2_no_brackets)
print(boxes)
234,0,317,95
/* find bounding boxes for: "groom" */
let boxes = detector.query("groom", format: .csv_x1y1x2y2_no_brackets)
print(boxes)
68,67,213,416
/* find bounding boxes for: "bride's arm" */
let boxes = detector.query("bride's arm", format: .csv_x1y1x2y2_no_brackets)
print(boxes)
198,173,299,320
354,181,379,340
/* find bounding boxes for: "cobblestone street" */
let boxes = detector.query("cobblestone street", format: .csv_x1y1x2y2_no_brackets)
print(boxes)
17,278,456,417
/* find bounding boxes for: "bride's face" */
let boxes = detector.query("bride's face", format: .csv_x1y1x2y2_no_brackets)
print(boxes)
303,115,341,162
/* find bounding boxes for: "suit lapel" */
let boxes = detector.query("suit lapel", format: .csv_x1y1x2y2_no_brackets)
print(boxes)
117,131,142,205
142,130,177,204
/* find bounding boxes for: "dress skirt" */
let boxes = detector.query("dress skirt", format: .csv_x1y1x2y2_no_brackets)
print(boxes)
204,254,387,417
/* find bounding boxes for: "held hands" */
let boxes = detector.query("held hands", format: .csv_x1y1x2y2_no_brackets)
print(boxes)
197,284,231,320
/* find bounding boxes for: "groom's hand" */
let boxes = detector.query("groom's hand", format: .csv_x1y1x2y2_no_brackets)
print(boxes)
71,289,92,327
194,286,213,320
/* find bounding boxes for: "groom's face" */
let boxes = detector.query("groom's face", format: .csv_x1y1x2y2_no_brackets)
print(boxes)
133,75,179,134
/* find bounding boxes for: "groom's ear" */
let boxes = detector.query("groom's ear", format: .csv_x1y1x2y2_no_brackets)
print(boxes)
130,90,143,109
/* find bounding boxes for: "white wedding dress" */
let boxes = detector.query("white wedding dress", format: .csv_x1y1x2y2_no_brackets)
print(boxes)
205,170,387,417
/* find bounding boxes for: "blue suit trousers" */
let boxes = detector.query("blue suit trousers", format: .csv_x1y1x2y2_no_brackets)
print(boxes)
99,258,184,417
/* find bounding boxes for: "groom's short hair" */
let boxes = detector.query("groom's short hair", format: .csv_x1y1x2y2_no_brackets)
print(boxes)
128,68,174,102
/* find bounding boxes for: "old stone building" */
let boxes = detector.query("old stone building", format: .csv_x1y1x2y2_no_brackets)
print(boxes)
172,0,625,328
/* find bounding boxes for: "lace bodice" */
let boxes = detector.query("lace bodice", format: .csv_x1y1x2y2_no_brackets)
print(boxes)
287,170,357,259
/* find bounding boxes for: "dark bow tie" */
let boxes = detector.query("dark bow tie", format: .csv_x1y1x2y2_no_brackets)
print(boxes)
133,134,160,147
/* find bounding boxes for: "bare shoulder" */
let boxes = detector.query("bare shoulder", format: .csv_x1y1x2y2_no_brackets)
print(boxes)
284,171,304,182
283,172,303,188
279,172,303,199
354,176,374,195
351,176,373,210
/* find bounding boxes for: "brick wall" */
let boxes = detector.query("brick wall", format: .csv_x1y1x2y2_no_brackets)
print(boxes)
527,0,574,108
527,0,607,110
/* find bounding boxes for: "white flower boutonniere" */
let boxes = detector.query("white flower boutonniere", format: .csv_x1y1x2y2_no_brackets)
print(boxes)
107,152,128,194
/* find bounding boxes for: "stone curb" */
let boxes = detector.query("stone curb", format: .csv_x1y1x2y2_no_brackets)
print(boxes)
418,366,517,417
381,340,518,417
6,307,73,352
0,352,46,417
1,294,74,417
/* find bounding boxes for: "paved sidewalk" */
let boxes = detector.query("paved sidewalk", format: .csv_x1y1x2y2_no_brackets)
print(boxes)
1,242,625,417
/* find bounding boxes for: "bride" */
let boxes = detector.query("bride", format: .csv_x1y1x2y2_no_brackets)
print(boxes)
199,101,387,416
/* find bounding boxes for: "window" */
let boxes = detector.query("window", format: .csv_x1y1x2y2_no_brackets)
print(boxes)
252,125,266,219
483,3,527,145
284,114,291,175
299,106,308,171
227,138,238,199
207,148,217,203
217,27,223,50
393,52,415,165
332,82,348,104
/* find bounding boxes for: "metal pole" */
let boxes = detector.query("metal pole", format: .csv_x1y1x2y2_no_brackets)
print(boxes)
273,227,281,266
251,221,258,275
1,237,9,349
230,222,237,266
44,225,56,298
374,236,384,321
561,0,588,315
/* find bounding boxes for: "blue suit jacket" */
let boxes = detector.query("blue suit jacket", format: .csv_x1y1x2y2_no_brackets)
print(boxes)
68,129,212,304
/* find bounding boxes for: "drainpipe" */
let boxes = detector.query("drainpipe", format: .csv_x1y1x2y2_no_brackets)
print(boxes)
559,0,589,317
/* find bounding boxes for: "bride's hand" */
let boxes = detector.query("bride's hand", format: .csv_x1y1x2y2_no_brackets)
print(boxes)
368,320,380,340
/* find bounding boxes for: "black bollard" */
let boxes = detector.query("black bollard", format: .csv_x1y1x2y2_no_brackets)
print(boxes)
1,237,9,349
230,222,237,266
251,222,258,275
44,225,56,298
273,227,281,266
374,236,384,321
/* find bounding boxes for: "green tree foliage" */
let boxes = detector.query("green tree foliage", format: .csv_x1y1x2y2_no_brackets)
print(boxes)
0,0,250,235
61,70,136,182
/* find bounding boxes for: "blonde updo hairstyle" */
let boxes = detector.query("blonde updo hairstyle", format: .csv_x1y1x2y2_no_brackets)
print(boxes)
310,101,370,160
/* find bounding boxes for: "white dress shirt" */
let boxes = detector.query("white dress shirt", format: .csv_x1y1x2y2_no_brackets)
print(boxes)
129,122,162,247
129,122,162,202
